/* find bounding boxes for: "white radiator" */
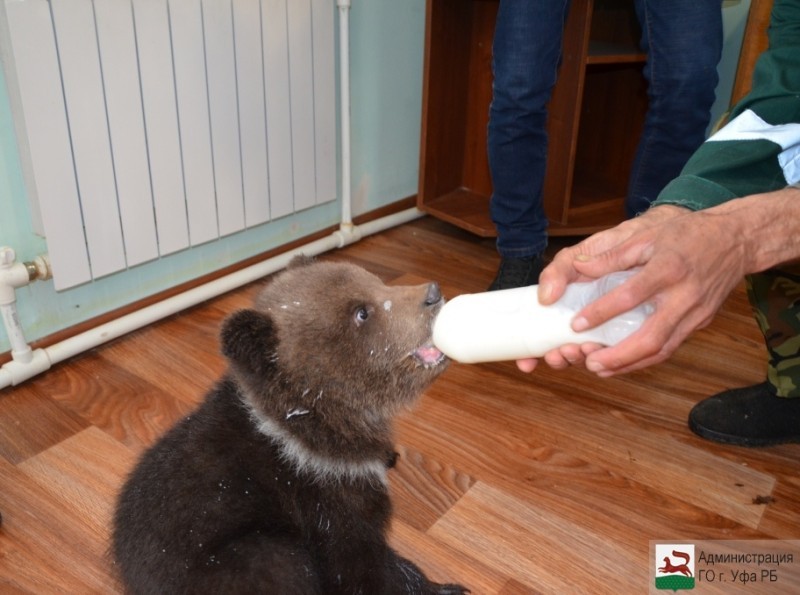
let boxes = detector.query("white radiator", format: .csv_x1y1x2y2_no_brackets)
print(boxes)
2,0,336,290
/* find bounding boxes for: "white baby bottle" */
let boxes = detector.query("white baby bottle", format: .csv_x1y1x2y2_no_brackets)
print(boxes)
432,270,653,364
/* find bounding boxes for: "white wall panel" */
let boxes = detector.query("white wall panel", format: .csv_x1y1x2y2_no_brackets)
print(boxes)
132,0,190,256
4,0,90,289
262,0,295,219
203,0,245,237
94,0,159,266
234,0,270,227
51,0,127,280
312,0,336,205
287,0,316,211
170,0,218,246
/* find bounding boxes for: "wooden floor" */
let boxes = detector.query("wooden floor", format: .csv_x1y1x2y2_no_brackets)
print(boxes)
1,216,798,593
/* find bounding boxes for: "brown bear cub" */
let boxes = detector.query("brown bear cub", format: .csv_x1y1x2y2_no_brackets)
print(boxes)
112,256,467,594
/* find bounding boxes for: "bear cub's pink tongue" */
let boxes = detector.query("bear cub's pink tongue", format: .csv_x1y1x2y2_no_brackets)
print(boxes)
414,344,445,366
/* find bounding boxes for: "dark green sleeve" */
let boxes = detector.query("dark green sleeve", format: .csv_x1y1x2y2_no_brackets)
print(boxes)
653,0,800,211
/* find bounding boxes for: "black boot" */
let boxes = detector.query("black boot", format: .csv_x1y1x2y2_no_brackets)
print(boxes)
488,255,544,291
688,382,800,447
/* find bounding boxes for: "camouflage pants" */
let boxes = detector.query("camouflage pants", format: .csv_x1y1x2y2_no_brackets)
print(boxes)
746,264,800,398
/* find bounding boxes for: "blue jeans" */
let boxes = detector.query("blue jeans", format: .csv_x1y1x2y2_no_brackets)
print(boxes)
488,0,723,258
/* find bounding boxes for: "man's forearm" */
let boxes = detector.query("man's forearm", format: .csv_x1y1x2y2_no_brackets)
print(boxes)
708,186,800,274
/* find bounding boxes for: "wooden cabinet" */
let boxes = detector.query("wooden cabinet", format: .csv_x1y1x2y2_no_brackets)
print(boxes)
417,0,648,237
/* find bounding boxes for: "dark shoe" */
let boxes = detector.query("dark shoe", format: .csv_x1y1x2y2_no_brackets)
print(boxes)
688,382,800,446
488,255,544,291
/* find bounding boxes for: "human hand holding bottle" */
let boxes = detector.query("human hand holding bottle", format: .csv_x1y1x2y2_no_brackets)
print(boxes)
519,200,761,376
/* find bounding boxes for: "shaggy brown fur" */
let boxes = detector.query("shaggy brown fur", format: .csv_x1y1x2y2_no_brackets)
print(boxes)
112,256,467,594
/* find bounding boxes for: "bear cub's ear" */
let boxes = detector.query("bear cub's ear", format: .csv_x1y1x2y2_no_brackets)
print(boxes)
220,309,279,377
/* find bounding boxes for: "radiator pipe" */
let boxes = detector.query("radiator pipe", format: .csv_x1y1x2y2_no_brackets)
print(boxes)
337,0,353,233
0,247,52,385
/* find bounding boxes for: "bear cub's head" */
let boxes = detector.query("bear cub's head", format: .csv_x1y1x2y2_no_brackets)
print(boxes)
220,256,447,456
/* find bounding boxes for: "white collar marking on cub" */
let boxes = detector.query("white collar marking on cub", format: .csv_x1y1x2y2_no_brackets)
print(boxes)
243,394,389,487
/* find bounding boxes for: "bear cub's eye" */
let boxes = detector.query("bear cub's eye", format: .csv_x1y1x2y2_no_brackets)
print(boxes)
354,306,370,326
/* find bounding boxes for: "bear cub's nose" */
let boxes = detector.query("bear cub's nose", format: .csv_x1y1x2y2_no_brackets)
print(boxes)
424,282,442,307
